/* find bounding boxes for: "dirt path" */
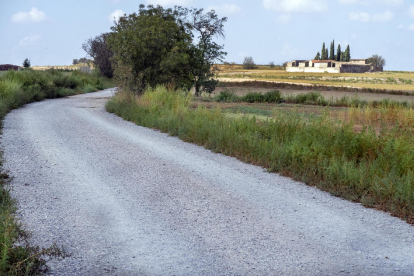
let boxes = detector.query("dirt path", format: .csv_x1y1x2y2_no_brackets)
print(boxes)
2,88,413,275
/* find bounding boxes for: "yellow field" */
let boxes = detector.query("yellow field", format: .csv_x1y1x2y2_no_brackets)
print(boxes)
31,63,94,71
218,69,414,92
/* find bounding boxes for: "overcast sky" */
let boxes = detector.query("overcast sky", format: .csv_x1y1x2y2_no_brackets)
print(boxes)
1,0,413,70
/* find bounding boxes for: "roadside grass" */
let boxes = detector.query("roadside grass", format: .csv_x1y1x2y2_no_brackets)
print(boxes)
107,86,414,224
0,69,114,275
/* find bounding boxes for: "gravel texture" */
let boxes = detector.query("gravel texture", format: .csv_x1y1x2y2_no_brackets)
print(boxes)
2,88,413,275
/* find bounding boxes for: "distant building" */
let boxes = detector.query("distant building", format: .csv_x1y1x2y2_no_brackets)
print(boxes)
286,59,383,73
0,64,22,71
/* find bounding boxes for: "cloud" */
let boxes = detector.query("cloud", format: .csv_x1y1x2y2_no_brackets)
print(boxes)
376,0,403,5
410,5,414,18
409,24,414,31
372,10,394,21
11,7,47,23
109,10,125,23
397,24,405,29
348,12,370,21
207,4,241,15
18,34,44,47
263,0,328,13
339,0,403,4
276,14,292,24
348,10,393,22
339,0,369,4
145,0,193,6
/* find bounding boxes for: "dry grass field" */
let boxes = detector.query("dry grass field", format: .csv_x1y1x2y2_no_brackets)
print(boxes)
217,67,414,92
31,63,93,71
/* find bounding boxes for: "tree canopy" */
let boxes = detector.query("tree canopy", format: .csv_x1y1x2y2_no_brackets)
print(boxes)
23,58,30,68
367,54,386,68
83,33,114,78
107,5,227,95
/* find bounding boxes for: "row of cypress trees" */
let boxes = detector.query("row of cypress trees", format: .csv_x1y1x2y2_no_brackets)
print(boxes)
314,40,350,62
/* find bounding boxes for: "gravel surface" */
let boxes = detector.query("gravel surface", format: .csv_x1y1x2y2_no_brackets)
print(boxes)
2,88,413,275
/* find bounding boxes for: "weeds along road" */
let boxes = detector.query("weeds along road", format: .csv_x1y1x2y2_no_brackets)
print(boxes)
2,88,414,275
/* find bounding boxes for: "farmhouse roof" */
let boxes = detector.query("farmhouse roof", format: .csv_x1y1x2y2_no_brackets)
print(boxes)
311,60,333,63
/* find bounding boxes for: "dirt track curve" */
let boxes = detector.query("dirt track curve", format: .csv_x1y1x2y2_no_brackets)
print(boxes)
2,88,413,275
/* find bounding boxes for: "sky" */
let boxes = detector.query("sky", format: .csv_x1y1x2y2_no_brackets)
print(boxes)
1,0,413,71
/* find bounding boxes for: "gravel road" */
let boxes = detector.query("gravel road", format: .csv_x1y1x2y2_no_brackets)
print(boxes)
2,88,413,275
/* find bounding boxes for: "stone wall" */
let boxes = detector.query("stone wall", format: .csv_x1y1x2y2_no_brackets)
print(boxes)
340,64,371,73
287,67,340,73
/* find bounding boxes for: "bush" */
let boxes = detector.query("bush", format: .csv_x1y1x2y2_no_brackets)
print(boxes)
214,90,240,102
263,90,282,103
241,92,264,103
243,57,256,69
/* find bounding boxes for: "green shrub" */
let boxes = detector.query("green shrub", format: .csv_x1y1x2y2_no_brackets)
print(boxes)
214,90,240,102
263,90,282,103
241,92,265,103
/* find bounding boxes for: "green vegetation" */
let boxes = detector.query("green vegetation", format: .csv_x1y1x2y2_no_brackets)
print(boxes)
22,58,30,68
212,89,413,108
107,5,227,95
107,86,414,224
315,40,350,61
214,90,282,104
0,69,113,274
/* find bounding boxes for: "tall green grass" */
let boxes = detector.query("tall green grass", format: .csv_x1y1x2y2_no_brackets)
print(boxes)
107,86,414,224
0,69,113,274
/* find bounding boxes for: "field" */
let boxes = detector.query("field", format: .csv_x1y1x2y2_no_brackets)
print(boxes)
217,67,414,93
31,63,93,71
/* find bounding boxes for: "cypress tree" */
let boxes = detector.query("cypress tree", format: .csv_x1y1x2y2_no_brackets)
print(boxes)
346,45,351,61
336,44,341,61
321,43,326,60
326,49,329,60
340,51,345,62
330,40,335,60
314,52,321,60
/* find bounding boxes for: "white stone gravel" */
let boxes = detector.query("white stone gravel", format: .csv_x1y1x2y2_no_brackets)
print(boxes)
1,88,413,275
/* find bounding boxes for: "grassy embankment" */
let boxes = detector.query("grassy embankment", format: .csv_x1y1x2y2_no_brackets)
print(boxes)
0,69,114,275
219,70,414,92
107,86,414,224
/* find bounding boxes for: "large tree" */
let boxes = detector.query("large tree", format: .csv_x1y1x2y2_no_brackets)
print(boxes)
108,5,226,95
314,51,321,60
367,54,386,68
83,33,114,78
182,7,227,96
108,5,194,94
